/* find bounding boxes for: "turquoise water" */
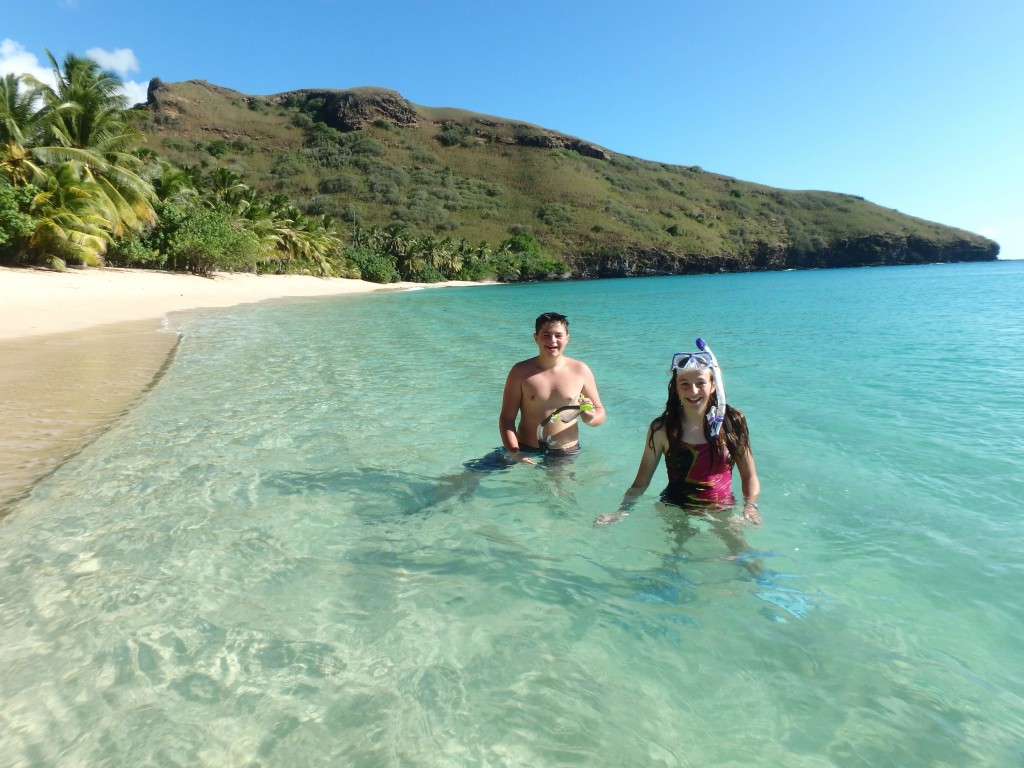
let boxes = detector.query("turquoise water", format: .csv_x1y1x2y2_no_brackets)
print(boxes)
2,261,1023,766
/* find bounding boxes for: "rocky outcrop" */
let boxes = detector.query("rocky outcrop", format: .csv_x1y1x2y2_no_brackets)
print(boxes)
146,77,163,104
269,88,420,130
780,234,999,269
574,247,748,278
143,78,251,124
572,234,999,278
501,128,608,160
457,118,608,159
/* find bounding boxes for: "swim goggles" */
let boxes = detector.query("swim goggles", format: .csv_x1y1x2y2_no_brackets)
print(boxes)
669,338,727,438
669,351,714,372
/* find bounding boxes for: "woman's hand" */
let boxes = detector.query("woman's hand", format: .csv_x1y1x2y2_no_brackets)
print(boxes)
742,501,761,524
594,510,628,526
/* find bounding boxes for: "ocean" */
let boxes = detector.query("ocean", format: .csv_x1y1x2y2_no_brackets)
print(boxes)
2,261,1022,766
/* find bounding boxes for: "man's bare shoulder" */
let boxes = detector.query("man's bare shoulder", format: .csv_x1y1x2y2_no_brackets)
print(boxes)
562,356,591,371
508,357,544,379
550,356,593,378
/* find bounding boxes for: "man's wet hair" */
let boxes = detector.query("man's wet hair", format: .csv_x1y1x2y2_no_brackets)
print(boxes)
535,312,569,333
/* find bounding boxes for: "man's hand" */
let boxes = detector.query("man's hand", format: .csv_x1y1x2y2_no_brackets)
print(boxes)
506,449,536,466
578,397,596,423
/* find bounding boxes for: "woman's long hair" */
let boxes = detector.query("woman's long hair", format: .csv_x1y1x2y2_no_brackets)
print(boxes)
651,373,751,469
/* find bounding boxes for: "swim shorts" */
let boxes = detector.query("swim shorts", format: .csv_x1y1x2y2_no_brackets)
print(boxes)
462,443,581,472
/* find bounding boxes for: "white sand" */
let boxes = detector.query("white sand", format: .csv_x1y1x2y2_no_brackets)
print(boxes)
0,266,475,340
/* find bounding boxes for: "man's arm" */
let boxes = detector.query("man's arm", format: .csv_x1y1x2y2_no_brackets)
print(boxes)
578,363,606,427
499,365,524,453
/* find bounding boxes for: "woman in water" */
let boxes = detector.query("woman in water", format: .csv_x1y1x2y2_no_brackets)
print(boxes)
596,339,760,527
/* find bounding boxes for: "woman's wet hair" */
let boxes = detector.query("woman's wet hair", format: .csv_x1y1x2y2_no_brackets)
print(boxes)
651,368,750,468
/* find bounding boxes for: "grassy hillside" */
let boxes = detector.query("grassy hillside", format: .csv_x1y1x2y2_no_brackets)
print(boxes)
139,79,998,276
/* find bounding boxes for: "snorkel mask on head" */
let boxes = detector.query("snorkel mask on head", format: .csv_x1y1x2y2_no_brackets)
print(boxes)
670,338,727,438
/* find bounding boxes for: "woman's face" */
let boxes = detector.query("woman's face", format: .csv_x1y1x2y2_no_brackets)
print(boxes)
674,369,715,413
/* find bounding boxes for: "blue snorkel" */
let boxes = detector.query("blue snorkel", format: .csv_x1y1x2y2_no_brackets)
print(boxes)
695,338,726,438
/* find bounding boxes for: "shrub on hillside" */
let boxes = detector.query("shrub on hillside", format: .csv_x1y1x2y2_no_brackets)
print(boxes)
106,232,165,268
161,137,189,152
319,175,360,194
410,264,445,283
343,245,399,283
151,202,259,275
205,140,231,157
536,203,572,228
272,153,307,178
340,203,363,226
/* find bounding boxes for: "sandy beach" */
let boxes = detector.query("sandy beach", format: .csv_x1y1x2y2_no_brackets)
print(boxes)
0,266,480,514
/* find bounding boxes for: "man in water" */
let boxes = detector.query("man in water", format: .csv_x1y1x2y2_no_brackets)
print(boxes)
500,312,606,462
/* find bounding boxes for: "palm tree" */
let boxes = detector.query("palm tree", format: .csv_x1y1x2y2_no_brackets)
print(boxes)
28,162,113,267
205,167,248,207
435,236,465,277
28,51,156,236
349,224,372,250
152,160,198,205
0,73,48,186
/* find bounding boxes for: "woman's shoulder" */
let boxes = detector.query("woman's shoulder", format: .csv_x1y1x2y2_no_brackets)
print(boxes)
647,416,670,448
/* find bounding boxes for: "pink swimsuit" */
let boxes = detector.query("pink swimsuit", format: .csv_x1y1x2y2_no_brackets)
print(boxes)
660,442,734,508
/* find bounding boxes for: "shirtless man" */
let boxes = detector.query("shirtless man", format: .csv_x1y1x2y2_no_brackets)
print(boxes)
500,312,606,462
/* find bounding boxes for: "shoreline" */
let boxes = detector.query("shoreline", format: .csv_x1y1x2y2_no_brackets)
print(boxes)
0,266,487,515
0,265,482,341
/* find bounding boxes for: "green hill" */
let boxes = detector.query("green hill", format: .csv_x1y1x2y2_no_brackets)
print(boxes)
140,79,998,277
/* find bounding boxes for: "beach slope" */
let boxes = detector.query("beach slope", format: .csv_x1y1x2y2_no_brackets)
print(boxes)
0,267,476,514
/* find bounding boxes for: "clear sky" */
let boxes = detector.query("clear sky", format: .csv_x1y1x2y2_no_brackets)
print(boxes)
4,0,1022,258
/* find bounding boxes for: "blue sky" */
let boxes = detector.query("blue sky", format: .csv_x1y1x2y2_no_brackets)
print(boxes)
4,0,1022,258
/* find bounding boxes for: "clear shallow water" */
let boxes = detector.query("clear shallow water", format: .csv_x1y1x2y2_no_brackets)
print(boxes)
2,262,1023,766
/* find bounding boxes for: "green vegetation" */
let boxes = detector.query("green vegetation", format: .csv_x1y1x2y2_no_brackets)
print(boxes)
2,55,998,281
138,80,996,274
1,56,546,282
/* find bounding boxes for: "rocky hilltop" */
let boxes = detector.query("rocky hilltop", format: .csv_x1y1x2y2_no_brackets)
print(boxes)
265,86,610,159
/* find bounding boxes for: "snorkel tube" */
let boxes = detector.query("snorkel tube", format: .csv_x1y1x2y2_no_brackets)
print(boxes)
536,403,594,450
695,338,727,438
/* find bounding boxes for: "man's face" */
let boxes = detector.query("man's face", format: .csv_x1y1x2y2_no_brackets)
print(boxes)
534,322,569,358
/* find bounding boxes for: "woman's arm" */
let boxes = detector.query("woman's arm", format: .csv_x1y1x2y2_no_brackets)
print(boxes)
595,424,664,526
734,446,761,524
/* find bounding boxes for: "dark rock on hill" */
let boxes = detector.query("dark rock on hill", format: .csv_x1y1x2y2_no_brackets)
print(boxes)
268,87,420,131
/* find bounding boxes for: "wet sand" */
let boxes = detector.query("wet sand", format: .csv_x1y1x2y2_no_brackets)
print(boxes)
0,267,482,515
0,321,179,515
